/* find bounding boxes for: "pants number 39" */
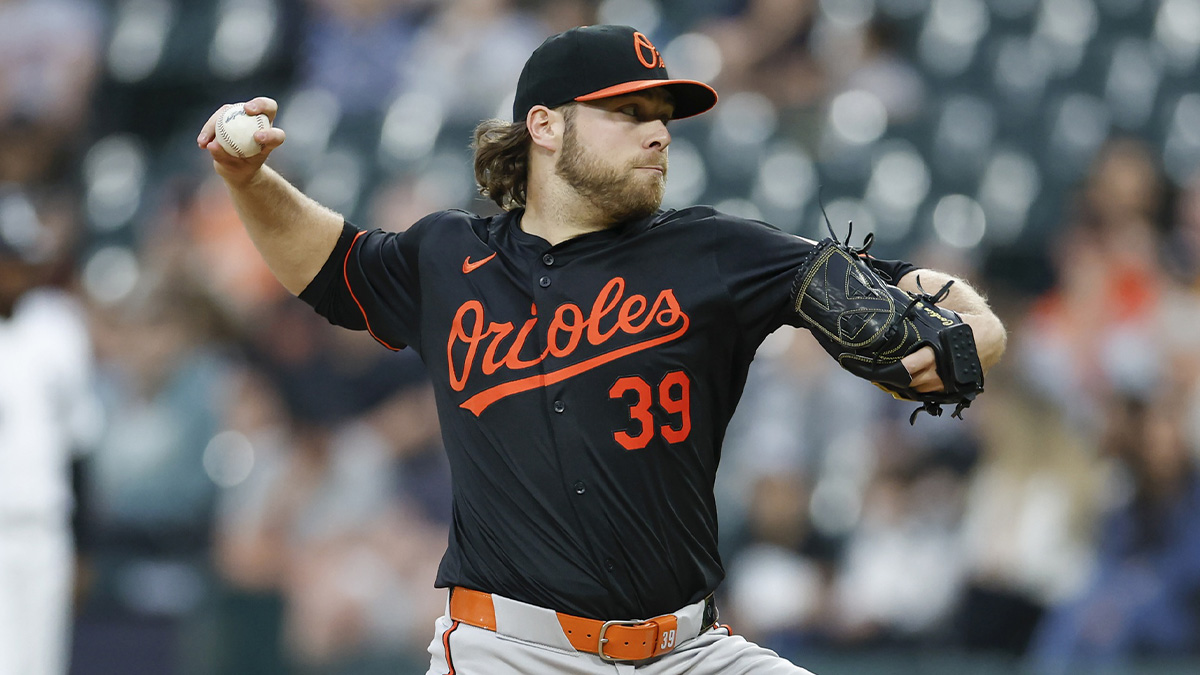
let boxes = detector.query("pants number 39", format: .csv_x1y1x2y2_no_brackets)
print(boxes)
659,629,677,650
608,370,692,451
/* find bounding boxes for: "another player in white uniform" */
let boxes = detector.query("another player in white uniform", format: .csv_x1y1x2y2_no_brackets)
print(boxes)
0,203,99,675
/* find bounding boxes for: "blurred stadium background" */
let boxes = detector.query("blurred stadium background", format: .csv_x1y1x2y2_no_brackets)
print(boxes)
3,0,1200,673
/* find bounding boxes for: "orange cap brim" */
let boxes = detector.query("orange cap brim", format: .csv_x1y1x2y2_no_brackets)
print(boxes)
574,79,719,119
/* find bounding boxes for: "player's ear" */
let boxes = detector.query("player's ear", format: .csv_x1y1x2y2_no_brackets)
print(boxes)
527,105,563,152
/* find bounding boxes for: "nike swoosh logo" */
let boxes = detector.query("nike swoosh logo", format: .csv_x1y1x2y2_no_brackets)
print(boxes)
462,253,497,274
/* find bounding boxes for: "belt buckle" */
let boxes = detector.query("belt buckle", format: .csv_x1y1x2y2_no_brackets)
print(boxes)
597,618,645,663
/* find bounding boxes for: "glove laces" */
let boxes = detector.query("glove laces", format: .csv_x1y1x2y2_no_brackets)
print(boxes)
820,195,875,257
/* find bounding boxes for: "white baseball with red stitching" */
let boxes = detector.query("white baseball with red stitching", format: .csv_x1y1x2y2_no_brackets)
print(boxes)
215,104,269,158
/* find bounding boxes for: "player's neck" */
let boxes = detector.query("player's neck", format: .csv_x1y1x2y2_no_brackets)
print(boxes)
522,182,613,246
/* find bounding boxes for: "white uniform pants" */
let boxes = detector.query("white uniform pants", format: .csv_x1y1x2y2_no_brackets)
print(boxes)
0,522,73,675
425,607,814,675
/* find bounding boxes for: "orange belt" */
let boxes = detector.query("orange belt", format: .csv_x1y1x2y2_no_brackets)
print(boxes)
449,587,693,662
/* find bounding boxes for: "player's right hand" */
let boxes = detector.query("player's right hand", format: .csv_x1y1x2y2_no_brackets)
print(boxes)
197,97,286,185
900,345,944,393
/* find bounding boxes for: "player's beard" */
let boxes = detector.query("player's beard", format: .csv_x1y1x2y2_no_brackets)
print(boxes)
555,121,667,225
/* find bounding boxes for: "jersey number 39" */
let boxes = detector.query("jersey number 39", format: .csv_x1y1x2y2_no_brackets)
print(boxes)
608,370,691,451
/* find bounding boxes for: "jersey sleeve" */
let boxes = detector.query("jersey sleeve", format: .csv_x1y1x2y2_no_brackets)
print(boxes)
696,209,813,342
867,256,918,286
697,208,917,345
299,219,426,352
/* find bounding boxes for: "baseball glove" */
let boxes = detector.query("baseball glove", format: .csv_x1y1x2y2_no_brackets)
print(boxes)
790,221,985,424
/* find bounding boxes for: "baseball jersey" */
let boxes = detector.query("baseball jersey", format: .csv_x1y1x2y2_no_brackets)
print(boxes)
0,288,99,522
300,206,915,620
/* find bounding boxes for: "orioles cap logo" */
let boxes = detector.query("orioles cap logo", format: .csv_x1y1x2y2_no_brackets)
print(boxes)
633,32,665,69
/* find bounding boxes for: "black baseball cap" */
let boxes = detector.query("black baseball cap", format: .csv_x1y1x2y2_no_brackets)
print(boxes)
513,25,718,122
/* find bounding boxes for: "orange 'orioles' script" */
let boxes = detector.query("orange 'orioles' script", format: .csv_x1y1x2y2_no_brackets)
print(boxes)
448,277,690,415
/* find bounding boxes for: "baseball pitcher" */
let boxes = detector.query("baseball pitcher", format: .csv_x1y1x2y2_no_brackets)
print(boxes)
198,24,1006,675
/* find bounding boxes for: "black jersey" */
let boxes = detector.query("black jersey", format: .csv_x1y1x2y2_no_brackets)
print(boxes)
300,206,915,620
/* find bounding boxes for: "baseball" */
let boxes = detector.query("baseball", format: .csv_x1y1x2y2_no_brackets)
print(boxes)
215,104,269,158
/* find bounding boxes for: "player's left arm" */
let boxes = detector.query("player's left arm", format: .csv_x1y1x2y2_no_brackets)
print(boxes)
896,268,1007,393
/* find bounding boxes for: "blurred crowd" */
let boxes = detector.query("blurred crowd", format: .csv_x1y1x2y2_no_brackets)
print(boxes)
2,0,1200,674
